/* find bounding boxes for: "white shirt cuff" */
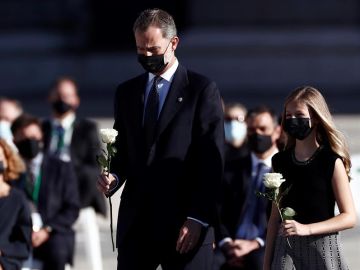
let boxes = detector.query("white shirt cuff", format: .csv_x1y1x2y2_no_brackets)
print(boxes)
255,237,265,247
218,237,232,247
186,217,209,227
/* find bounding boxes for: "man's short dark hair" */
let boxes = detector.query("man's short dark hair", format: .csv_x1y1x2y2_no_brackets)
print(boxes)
11,113,41,136
133,8,177,39
246,105,278,126
50,76,78,93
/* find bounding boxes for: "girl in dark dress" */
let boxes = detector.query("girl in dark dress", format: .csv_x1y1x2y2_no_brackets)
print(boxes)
263,86,356,270
0,139,32,270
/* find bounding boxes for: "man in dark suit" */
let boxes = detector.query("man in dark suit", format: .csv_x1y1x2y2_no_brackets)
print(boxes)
42,76,106,270
215,106,281,270
97,8,224,270
12,114,80,270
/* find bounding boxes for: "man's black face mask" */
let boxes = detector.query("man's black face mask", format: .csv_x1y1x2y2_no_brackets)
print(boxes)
52,100,73,115
137,40,172,74
138,54,168,74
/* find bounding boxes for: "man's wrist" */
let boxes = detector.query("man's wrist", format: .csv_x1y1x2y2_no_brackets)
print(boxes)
43,225,53,233
255,237,264,248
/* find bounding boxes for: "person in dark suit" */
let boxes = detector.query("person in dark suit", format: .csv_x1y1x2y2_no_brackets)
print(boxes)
97,8,224,270
214,106,280,270
0,138,31,270
12,114,80,270
42,77,106,270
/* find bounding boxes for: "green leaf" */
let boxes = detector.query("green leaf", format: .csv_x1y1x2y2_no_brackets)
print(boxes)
96,154,108,168
108,145,117,157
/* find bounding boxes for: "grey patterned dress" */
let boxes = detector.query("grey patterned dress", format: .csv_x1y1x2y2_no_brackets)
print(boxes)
271,233,348,270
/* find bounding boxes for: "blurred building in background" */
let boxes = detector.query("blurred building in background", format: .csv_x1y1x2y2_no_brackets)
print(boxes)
0,0,360,117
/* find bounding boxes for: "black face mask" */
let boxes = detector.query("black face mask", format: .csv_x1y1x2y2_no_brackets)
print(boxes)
16,139,42,160
52,100,73,115
248,133,273,154
137,54,168,74
137,40,172,74
284,118,312,140
0,161,5,174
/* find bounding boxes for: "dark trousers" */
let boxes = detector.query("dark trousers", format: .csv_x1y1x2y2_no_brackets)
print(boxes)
33,233,74,270
212,246,264,270
117,226,215,270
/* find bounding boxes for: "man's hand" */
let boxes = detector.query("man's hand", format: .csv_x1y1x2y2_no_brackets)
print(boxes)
226,239,260,267
32,229,50,248
97,173,116,194
176,219,202,254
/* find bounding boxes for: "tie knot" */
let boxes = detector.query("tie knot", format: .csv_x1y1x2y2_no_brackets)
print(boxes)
153,76,162,88
56,125,65,135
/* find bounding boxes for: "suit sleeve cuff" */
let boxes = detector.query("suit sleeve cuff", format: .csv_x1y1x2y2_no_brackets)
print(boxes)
105,173,119,197
186,217,209,227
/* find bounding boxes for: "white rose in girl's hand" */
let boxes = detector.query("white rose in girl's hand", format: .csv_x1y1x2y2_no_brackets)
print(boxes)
263,173,285,189
100,129,118,144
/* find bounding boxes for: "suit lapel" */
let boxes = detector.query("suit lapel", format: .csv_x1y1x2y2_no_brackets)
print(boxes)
129,74,147,137
155,65,188,139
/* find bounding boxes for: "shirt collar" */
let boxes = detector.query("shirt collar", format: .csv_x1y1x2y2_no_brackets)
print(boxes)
28,152,43,169
251,148,278,169
148,58,179,83
53,112,76,129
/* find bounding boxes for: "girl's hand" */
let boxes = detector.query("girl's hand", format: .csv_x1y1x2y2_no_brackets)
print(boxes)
281,220,311,236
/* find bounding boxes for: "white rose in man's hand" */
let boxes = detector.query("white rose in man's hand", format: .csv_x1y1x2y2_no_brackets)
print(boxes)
100,128,118,144
263,173,285,189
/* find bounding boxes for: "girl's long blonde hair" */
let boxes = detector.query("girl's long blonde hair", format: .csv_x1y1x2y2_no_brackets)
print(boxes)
282,86,351,179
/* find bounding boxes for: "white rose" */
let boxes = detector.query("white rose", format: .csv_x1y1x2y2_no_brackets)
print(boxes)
100,128,118,144
263,172,285,189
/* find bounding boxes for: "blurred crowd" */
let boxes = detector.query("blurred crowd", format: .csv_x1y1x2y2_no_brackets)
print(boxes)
0,77,106,270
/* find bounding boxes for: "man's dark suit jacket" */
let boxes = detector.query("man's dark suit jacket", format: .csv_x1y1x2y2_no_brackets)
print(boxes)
219,154,269,243
33,154,80,265
42,118,107,216
109,64,225,248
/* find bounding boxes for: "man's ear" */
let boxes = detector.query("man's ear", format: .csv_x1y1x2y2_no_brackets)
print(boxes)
171,36,179,51
273,125,282,140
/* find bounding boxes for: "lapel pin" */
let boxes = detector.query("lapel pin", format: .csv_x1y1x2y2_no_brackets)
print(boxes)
177,97,183,102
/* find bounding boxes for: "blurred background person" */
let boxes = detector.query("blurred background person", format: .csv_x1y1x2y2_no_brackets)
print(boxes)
42,76,106,270
223,102,249,162
0,97,23,150
0,138,31,270
215,106,280,270
12,114,80,270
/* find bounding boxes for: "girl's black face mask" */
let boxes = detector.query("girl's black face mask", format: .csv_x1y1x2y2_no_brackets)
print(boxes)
284,117,312,140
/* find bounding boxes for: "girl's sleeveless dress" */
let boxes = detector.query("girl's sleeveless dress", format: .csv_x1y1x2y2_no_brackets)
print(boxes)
271,146,349,270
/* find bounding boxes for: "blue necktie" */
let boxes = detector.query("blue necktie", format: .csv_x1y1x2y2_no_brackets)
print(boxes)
236,162,268,239
55,125,65,156
144,76,161,150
